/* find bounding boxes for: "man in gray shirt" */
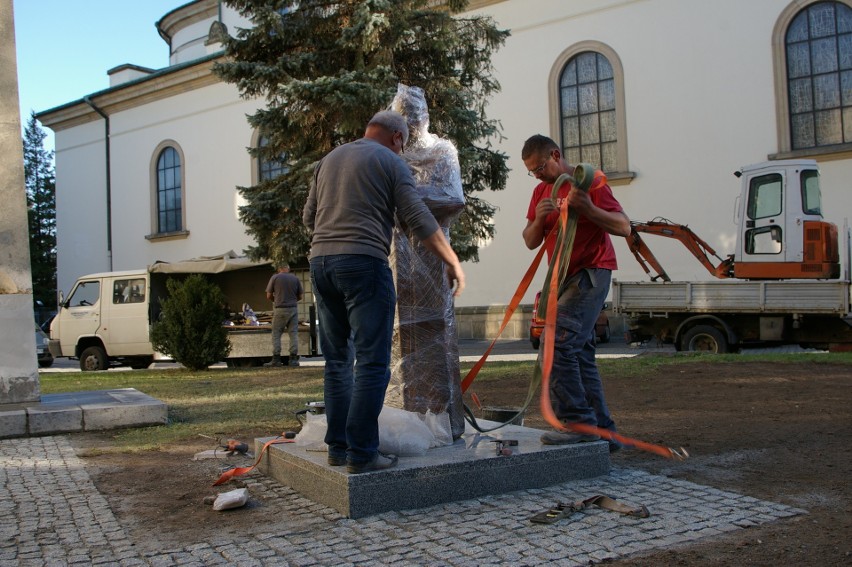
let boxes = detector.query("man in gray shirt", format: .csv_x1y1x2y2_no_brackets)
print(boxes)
264,264,303,367
304,110,465,474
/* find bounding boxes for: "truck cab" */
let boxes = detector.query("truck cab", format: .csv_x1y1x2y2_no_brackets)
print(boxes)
49,270,156,371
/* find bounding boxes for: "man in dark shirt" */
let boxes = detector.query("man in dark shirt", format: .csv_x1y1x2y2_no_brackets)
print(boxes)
264,264,303,367
303,110,465,474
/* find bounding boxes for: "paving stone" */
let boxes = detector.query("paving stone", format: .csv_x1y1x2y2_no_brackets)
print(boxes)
0,437,810,566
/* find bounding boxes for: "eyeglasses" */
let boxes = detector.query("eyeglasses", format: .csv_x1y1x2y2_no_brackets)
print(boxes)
527,156,551,177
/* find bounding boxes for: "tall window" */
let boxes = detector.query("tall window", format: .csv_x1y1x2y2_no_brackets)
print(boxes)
258,136,288,181
559,51,617,171
156,147,182,233
786,1,852,150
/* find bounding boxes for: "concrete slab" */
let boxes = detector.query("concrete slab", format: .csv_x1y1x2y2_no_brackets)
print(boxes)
0,407,26,437
82,399,168,431
257,421,610,518
27,404,83,434
0,388,167,439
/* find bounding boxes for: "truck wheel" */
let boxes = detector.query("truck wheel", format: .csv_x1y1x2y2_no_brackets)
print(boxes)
129,356,153,369
682,325,728,354
79,346,108,371
599,324,611,344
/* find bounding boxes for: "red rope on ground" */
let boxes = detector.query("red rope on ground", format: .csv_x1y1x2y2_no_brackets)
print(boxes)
212,436,296,486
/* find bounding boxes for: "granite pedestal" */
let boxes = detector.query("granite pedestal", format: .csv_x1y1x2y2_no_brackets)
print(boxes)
256,421,610,518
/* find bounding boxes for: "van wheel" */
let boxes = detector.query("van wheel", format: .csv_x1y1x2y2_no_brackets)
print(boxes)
80,346,108,371
682,325,728,354
129,356,153,369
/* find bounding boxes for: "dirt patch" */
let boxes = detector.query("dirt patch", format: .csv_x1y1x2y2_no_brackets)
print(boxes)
72,359,851,564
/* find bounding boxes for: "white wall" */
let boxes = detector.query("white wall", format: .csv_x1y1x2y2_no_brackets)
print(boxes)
108,82,263,270
457,0,852,307
54,120,110,296
50,0,852,309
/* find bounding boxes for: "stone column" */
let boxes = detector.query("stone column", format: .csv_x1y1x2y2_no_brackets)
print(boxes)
0,0,40,404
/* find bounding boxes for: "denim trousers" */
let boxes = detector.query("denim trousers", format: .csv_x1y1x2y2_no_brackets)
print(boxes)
548,268,616,431
271,306,299,357
309,254,396,465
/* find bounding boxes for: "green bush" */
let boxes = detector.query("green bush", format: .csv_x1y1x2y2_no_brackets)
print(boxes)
150,274,231,371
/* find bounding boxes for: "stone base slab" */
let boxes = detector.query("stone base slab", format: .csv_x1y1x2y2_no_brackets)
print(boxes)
256,421,610,518
0,388,167,439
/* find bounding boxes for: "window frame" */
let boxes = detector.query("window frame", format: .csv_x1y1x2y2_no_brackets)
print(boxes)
771,0,852,160
548,41,634,185
256,134,289,183
147,140,189,241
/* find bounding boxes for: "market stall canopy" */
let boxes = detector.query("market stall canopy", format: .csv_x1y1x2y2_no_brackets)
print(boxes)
148,251,271,274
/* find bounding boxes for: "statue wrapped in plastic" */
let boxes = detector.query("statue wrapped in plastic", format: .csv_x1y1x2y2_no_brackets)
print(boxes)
385,84,467,440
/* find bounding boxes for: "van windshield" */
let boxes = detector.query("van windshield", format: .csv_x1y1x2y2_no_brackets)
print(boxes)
67,281,100,307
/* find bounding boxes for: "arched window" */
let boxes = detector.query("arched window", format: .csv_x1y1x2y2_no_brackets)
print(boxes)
787,2,852,149
258,135,288,181
156,146,182,233
560,51,615,170
773,1,852,157
549,42,632,183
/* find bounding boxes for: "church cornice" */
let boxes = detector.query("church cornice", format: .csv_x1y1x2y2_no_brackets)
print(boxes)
36,53,225,132
156,0,218,44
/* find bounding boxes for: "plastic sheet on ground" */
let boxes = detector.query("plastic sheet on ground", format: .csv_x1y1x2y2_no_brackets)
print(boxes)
293,405,454,458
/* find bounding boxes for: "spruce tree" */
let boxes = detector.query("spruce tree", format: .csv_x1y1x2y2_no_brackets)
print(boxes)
215,0,509,264
149,275,231,371
23,112,57,312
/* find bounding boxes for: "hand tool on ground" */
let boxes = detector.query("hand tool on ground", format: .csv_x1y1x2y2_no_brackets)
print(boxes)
491,439,518,456
530,494,649,524
220,439,249,455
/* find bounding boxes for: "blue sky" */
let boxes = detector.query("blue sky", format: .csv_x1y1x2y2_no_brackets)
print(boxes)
13,0,184,151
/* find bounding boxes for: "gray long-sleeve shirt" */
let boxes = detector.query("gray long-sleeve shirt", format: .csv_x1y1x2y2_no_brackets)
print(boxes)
303,138,439,259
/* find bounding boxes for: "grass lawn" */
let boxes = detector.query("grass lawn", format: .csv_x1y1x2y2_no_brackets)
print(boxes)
39,351,852,452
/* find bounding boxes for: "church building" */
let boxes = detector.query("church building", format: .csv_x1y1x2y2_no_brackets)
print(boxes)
37,0,852,339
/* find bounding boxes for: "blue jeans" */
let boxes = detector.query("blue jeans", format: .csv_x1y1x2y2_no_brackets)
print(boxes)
548,268,616,432
309,255,396,465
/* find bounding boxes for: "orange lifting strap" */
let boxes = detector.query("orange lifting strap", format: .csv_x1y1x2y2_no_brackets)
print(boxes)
461,169,687,460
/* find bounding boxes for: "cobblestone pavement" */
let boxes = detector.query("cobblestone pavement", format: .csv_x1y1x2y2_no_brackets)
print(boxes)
1,436,806,566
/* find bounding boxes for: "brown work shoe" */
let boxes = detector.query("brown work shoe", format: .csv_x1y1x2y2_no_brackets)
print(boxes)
346,452,398,474
540,430,601,445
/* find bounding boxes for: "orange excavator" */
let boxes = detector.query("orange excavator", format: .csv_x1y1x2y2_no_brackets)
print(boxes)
625,160,840,283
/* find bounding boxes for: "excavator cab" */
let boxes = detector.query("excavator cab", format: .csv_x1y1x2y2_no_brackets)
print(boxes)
734,160,839,279
626,159,840,282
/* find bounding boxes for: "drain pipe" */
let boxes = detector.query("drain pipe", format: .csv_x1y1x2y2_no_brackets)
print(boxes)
83,96,113,271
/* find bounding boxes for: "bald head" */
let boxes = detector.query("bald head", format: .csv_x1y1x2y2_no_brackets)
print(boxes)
364,110,409,154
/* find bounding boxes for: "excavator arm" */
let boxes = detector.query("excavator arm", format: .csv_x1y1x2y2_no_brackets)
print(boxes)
625,218,735,281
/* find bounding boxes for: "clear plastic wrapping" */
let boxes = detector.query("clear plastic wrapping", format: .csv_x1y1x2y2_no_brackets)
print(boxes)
385,84,467,440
